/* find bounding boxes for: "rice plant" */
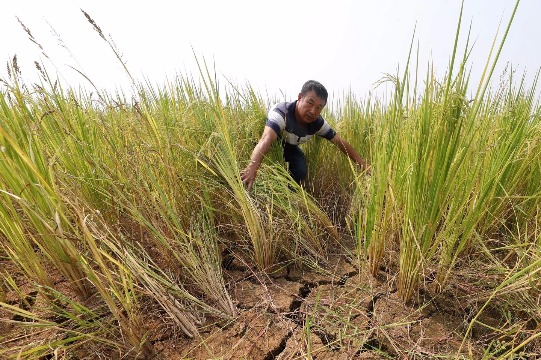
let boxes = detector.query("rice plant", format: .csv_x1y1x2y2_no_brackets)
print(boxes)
343,0,541,304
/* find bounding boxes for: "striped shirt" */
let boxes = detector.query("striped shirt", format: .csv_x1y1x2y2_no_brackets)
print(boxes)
265,101,336,145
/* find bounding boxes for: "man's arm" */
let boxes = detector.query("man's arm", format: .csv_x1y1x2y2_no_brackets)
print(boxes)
330,134,370,173
241,126,278,191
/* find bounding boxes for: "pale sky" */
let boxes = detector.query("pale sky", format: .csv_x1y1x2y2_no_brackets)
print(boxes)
1,0,539,101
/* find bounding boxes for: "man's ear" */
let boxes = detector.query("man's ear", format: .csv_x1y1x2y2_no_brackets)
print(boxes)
297,93,303,101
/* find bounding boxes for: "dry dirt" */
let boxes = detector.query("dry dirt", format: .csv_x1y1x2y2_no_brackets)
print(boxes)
1,249,539,359
151,253,518,360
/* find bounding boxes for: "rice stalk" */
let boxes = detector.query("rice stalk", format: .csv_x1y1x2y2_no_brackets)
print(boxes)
433,0,527,289
193,56,277,270
85,209,227,338
0,195,51,289
75,208,155,358
111,156,237,317
0,287,123,358
459,241,541,356
0,86,92,298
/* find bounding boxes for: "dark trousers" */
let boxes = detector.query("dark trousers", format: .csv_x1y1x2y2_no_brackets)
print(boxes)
282,143,307,184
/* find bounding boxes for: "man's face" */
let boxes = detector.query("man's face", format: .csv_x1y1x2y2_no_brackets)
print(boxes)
296,90,326,124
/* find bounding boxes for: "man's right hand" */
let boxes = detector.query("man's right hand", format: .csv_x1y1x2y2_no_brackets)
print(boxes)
241,126,278,191
240,161,259,191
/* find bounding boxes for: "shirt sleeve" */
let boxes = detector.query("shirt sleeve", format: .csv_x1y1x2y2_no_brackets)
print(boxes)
265,104,286,136
317,118,337,140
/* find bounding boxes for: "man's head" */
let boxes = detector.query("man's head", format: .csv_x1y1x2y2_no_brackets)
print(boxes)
300,80,328,103
296,80,328,124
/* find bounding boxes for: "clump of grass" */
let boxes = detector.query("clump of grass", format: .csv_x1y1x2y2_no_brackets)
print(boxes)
0,70,92,299
343,0,541,305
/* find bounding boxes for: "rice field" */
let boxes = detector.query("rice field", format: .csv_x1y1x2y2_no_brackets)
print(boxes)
1,3,541,359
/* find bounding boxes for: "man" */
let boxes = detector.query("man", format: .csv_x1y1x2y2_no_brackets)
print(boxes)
241,80,369,191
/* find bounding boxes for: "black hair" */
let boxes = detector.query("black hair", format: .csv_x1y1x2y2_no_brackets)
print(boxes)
300,80,328,103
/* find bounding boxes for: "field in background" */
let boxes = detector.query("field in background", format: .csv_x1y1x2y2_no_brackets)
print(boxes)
1,2,541,359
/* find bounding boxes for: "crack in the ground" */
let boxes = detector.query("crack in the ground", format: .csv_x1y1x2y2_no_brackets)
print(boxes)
337,270,358,286
12,290,38,322
366,291,386,320
356,337,391,356
270,267,364,356
236,303,254,310
263,330,292,360
283,266,300,283
272,267,360,355
286,282,316,324
225,259,403,358
344,288,394,324
358,289,398,357
313,329,341,351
